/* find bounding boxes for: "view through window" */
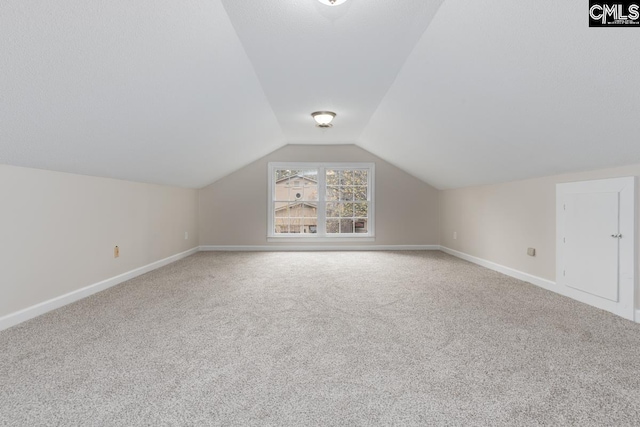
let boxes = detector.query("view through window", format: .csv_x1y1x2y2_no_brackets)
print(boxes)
269,163,374,237
274,168,319,234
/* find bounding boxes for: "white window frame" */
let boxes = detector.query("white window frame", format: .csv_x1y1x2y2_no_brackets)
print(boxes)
267,162,375,242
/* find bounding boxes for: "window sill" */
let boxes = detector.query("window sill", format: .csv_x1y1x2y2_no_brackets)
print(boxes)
267,236,375,243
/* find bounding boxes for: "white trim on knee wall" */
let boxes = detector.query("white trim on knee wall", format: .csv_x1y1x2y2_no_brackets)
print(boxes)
439,246,556,291
0,245,440,331
199,245,441,252
440,246,640,324
4,245,635,331
0,247,199,331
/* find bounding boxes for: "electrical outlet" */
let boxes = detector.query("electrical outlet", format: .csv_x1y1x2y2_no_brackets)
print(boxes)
184,232,188,240
114,246,120,258
453,231,457,240
527,248,536,257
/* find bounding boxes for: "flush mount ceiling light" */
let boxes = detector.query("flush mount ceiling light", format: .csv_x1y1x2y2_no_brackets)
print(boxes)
311,111,336,128
317,0,348,6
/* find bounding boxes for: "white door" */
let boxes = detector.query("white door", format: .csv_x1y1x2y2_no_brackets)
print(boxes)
557,177,636,321
564,192,619,301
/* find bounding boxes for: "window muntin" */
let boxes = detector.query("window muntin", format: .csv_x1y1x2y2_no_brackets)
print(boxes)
268,163,374,239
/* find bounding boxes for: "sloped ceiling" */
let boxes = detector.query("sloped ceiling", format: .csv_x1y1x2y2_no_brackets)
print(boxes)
219,0,444,143
360,0,640,189
2,0,639,189
0,0,283,188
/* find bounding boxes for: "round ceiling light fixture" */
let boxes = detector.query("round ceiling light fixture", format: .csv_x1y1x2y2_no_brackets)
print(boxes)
317,0,348,6
311,111,336,128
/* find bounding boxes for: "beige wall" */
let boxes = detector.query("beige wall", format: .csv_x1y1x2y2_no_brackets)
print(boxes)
439,163,640,308
0,165,199,318
199,144,440,246
5,148,637,321
3,150,638,319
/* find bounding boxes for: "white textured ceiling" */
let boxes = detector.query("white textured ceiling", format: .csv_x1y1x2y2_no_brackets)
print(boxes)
220,0,444,143
0,0,283,188
2,0,640,189
361,0,640,188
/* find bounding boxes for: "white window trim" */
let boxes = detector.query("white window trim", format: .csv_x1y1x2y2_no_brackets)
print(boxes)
267,162,375,242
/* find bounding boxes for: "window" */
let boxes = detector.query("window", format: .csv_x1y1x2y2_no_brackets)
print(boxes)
268,162,375,240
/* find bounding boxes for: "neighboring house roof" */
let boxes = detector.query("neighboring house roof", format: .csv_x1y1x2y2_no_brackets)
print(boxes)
274,202,318,212
275,174,318,185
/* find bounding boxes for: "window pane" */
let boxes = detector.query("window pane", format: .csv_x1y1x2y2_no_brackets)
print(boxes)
300,170,317,201
274,201,288,212
274,203,290,220
352,170,368,185
303,169,318,182
304,185,319,201
297,216,317,234
341,170,354,185
275,169,319,202
289,218,303,233
354,202,368,218
339,187,354,201
326,170,339,186
326,186,339,201
275,169,291,181
274,217,290,234
326,219,339,233
297,184,308,201
275,169,300,181
354,219,368,233
290,203,304,217
343,202,355,217
274,174,293,201
302,203,318,217
303,217,318,234
340,219,354,233
353,187,367,201
326,202,340,218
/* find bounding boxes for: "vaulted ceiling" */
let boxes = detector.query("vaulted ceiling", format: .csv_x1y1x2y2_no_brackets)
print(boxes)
1,0,639,189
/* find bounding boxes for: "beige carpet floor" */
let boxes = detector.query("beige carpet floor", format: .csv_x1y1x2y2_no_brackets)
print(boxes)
1,251,640,426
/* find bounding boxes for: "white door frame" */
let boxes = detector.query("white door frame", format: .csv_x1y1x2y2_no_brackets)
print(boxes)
556,177,636,321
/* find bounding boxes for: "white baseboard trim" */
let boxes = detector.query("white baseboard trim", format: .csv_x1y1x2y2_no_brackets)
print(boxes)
439,246,557,292
6,245,636,330
199,245,440,252
440,246,640,324
0,247,199,332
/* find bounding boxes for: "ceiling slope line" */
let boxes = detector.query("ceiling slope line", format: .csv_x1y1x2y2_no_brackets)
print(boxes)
358,0,640,189
0,0,288,188
356,0,447,143
217,0,286,142
220,0,448,143
353,143,443,190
